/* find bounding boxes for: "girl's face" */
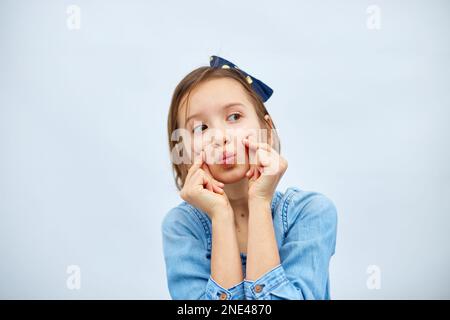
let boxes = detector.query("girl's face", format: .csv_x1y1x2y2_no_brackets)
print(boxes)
178,77,267,184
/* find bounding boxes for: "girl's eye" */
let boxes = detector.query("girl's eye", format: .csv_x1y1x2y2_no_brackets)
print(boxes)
192,124,208,133
227,113,241,122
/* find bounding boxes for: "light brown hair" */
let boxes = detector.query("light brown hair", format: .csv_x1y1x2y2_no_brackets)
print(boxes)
167,66,280,190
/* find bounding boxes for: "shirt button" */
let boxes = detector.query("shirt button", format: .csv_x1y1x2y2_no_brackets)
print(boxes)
219,293,228,300
254,284,264,293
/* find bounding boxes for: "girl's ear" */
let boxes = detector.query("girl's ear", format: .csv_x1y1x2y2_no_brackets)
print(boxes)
264,114,275,146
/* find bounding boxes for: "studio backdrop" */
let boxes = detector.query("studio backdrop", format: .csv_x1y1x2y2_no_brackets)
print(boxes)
1,0,449,299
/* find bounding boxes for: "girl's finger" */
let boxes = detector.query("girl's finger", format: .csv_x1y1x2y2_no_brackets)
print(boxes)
250,167,259,181
212,183,224,194
189,167,205,187
251,165,260,180
195,150,204,165
201,162,225,187
212,179,225,188
205,175,224,194
243,137,258,168
196,168,224,194
189,151,203,171
242,139,272,152
187,150,204,179
246,166,254,177
259,149,272,167
201,161,212,175
198,169,213,191
205,179,213,192
252,149,271,169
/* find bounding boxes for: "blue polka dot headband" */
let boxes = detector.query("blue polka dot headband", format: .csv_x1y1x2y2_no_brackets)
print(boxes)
209,55,274,102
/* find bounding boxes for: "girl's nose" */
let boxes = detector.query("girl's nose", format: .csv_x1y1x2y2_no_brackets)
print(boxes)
210,129,231,148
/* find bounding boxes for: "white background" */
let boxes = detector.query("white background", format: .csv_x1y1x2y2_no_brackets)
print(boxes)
1,0,449,299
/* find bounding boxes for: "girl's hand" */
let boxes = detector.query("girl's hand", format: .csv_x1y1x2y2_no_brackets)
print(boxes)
180,151,232,219
243,137,288,203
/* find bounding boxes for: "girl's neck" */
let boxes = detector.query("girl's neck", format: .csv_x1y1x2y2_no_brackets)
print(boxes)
223,178,249,219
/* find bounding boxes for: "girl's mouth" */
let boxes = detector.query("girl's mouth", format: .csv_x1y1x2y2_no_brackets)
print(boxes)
218,151,236,165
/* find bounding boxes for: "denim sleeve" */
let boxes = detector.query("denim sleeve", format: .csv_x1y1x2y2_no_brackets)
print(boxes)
244,193,337,300
162,207,245,300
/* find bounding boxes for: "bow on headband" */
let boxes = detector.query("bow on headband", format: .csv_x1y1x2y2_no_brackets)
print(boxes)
209,55,274,102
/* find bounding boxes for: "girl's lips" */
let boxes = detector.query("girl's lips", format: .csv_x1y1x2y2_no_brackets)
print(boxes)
218,151,236,165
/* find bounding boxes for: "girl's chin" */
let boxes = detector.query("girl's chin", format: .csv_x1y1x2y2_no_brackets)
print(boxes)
210,164,248,184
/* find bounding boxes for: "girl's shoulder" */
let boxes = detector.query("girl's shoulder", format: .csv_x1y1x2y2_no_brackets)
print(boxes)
161,200,214,252
161,200,211,242
278,187,337,214
277,186,338,235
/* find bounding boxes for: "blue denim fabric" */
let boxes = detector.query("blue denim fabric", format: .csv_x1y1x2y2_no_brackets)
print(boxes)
161,187,337,300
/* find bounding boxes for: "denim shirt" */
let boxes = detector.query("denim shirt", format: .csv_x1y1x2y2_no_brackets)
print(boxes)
161,186,338,300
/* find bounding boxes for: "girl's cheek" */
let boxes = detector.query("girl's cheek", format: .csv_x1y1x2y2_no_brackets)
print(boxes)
191,134,215,163
239,129,258,144
188,138,203,163
232,130,253,165
191,132,205,153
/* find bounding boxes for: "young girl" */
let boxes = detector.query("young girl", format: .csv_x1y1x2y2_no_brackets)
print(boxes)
162,56,337,300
